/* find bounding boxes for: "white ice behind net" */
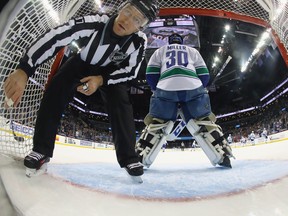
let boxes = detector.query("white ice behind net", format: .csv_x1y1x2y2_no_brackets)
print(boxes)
0,0,287,158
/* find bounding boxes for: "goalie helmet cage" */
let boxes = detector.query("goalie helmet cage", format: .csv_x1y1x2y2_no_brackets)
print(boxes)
0,0,287,158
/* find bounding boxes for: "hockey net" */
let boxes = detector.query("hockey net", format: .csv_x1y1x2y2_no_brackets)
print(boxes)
0,0,287,158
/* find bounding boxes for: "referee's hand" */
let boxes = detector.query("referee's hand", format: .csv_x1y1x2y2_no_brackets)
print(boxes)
77,75,103,96
3,69,28,108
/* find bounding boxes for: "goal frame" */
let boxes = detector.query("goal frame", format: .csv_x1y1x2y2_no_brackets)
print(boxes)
160,8,288,67
0,0,287,159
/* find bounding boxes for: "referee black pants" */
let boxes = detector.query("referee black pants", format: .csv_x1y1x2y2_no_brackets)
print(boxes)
33,55,139,167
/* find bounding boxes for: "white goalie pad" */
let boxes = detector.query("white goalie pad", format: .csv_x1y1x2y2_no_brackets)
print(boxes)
136,120,174,168
185,117,234,166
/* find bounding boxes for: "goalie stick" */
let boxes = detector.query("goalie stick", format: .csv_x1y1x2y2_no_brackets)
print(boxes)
6,108,25,142
166,119,186,141
11,121,25,142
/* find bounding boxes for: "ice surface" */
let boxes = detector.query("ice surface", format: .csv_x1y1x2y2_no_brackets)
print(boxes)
1,140,288,216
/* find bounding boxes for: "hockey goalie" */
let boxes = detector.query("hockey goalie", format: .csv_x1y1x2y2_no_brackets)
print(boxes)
135,33,234,168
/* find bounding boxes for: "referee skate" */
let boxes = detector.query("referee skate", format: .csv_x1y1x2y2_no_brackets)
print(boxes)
24,151,50,177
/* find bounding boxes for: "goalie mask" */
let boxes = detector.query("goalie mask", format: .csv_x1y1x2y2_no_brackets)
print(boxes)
168,33,184,45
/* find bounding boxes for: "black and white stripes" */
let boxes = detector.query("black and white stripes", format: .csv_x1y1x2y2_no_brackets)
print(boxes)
18,14,147,85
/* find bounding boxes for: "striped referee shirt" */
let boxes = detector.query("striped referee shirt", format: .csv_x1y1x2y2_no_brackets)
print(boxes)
18,14,147,85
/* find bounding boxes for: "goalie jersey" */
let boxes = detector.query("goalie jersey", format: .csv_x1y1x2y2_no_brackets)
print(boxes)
146,44,210,91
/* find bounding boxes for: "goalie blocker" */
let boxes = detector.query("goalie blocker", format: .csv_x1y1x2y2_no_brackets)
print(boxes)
135,112,234,168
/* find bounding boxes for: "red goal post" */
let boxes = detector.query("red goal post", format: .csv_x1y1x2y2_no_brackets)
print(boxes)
0,0,287,158
159,7,288,67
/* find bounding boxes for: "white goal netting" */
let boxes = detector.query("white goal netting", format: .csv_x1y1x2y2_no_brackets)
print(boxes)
0,0,287,158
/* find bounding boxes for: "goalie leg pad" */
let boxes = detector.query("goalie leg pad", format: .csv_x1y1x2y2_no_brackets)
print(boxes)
186,117,234,167
136,119,174,168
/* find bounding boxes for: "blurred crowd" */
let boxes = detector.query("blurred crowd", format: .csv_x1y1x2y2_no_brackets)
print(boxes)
220,97,288,143
58,112,112,143
58,95,288,148
169,96,288,149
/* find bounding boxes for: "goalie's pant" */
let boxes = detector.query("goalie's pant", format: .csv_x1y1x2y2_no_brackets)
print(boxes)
32,55,139,167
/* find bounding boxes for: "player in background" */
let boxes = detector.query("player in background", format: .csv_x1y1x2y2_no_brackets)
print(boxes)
180,142,185,151
191,140,197,151
135,33,234,168
240,136,246,146
227,134,233,145
249,131,256,145
262,128,268,142
161,142,167,152
3,0,159,182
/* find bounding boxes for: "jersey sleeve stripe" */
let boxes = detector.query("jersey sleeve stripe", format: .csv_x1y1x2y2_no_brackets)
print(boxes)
196,67,209,75
146,66,160,74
